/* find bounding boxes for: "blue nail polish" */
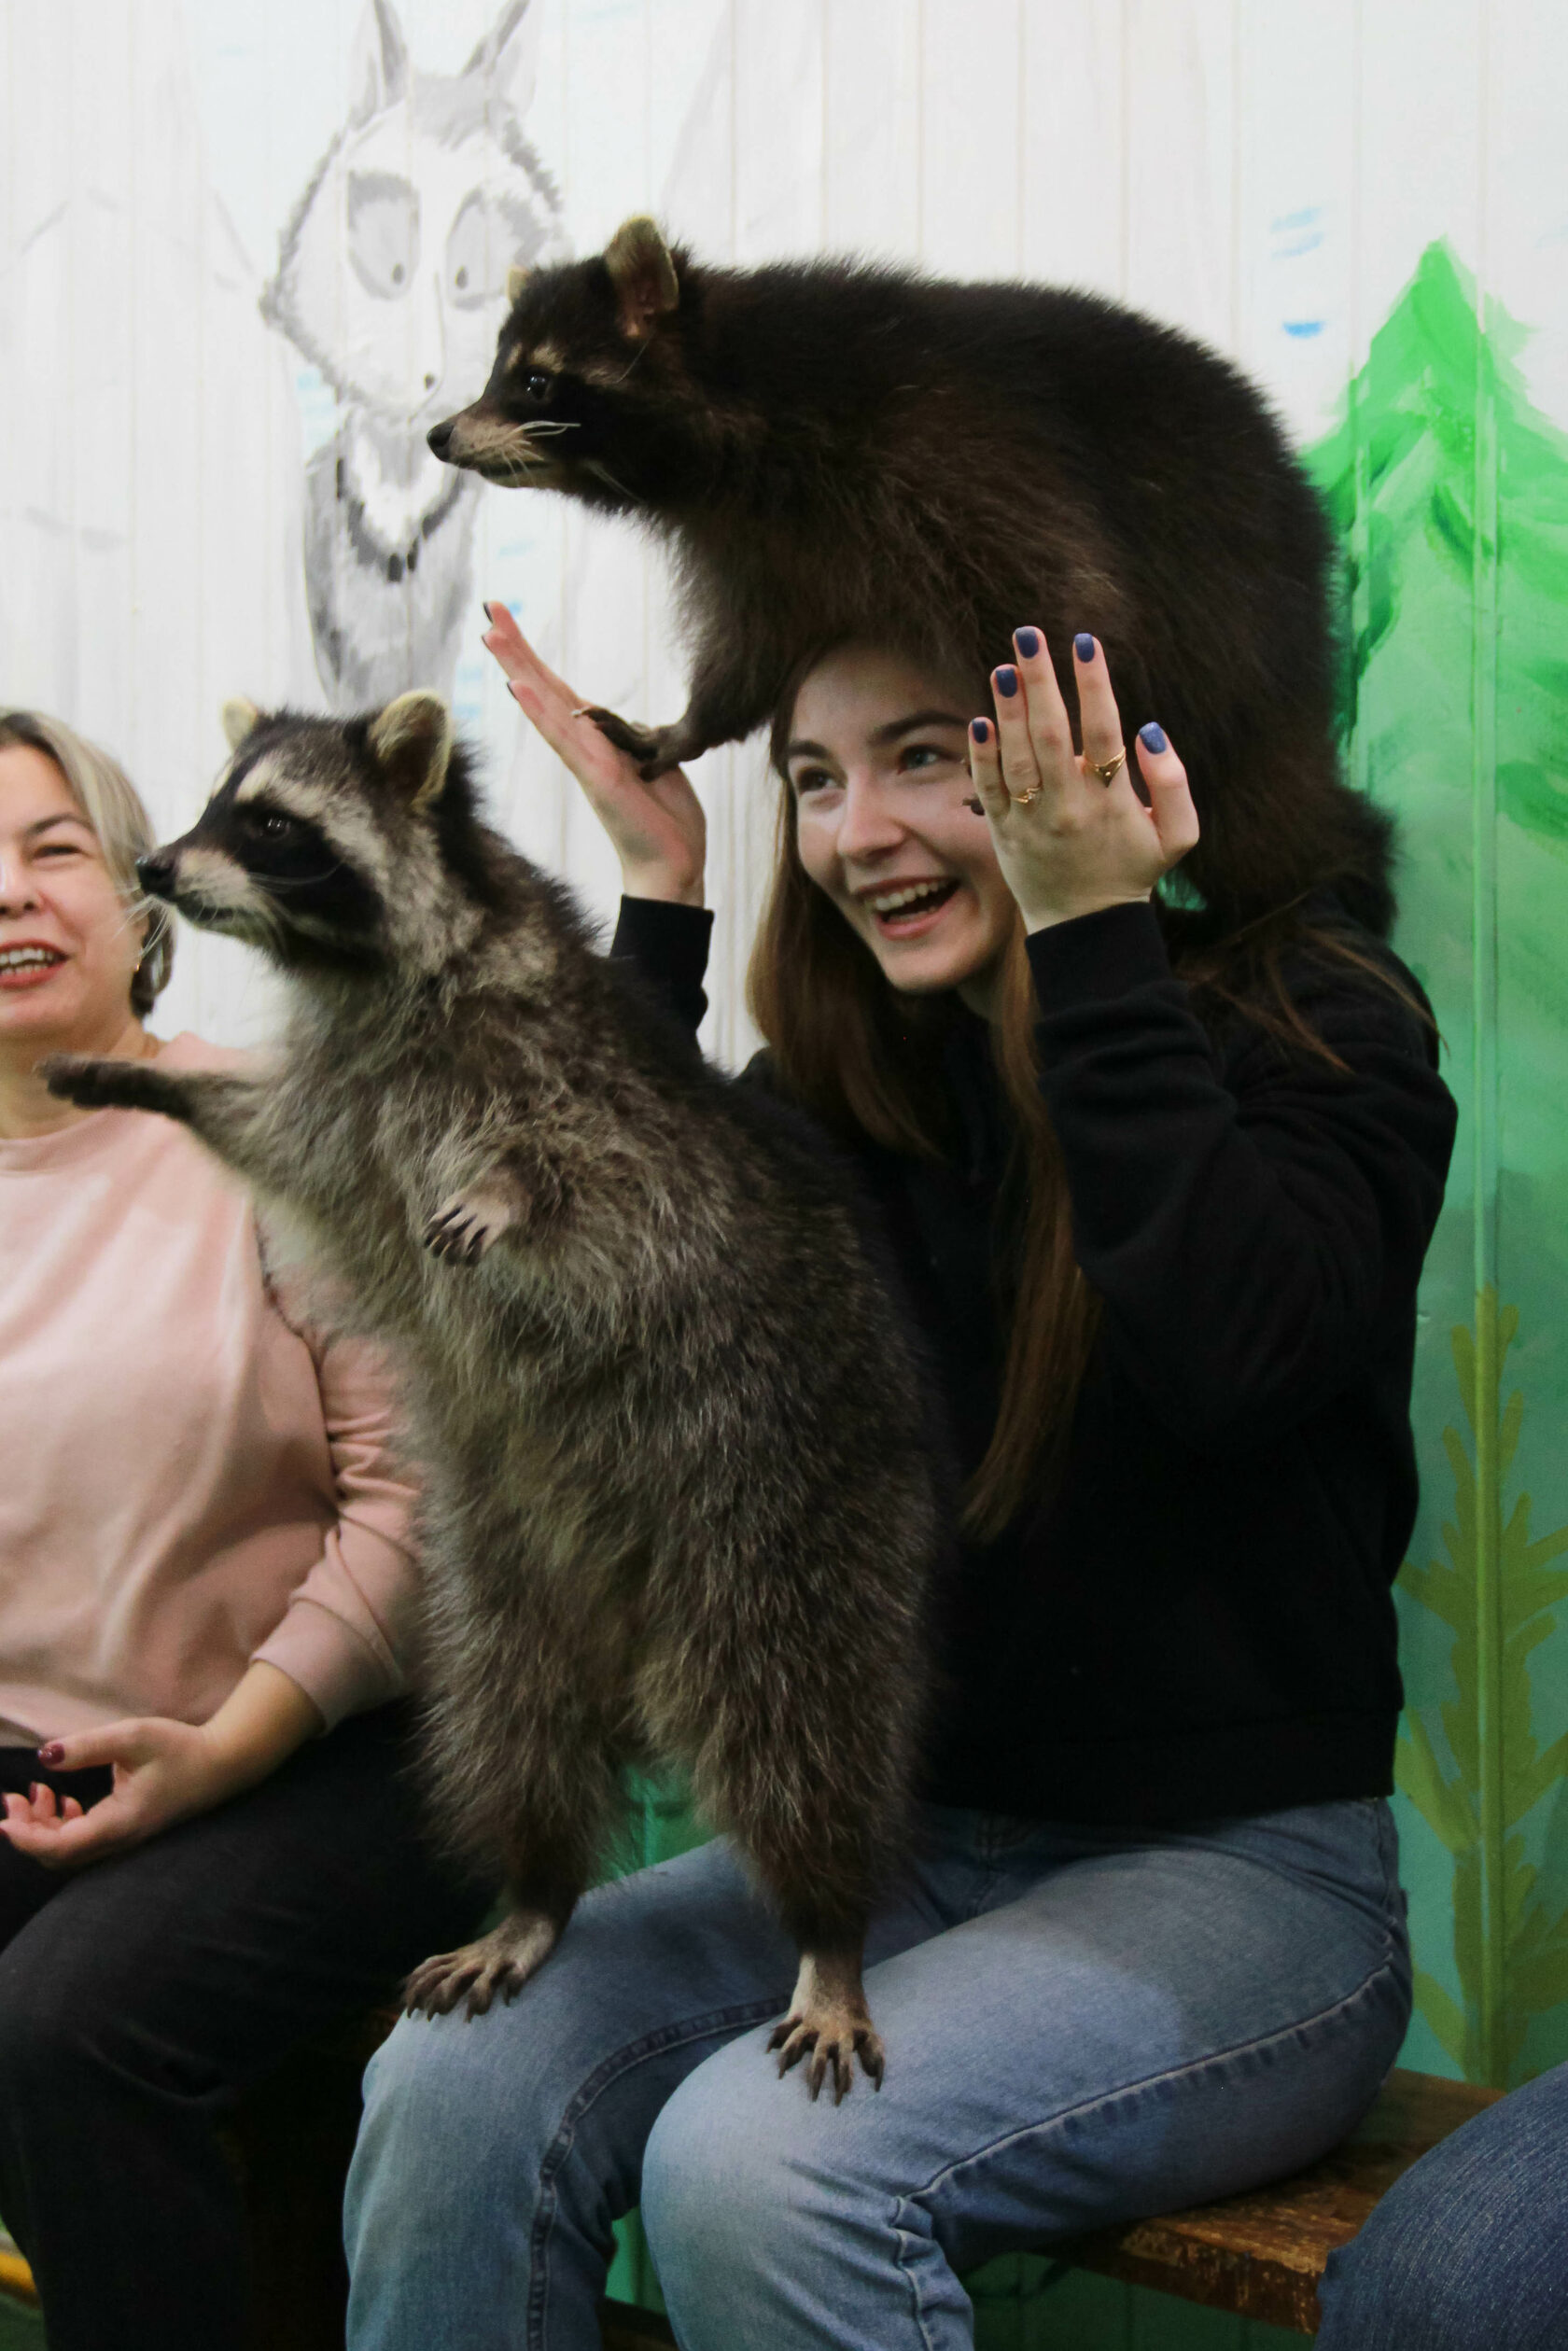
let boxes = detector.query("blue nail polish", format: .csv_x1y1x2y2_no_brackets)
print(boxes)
1015,627,1040,658
1139,721,1168,753
971,718,989,742
995,667,1018,698
1073,633,1096,663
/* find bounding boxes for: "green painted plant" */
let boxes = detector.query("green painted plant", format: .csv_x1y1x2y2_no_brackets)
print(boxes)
1394,1291,1568,2084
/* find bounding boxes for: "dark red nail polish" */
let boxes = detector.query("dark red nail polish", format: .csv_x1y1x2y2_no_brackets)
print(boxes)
37,1742,65,1766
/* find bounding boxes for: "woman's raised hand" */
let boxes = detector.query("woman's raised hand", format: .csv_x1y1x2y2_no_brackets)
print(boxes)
967,629,1199,932
481,603,707,907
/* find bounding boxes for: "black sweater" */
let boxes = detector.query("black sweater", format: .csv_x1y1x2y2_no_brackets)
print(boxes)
610,894,1457,1826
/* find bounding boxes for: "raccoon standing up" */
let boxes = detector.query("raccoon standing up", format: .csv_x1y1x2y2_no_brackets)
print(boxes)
45,692,940,2099
340,591,1456,2351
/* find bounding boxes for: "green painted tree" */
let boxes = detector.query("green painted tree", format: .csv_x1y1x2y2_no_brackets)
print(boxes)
1393,1294,1568,2083
1306,242,1568,2090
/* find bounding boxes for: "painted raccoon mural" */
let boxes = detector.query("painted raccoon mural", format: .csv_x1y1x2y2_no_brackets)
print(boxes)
261,0,566,709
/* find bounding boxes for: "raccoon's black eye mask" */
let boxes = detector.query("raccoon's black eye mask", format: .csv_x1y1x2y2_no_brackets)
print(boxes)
230,805,376,919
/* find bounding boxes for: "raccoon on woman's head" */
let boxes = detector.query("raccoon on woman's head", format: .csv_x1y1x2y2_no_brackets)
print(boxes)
430,220,1393,938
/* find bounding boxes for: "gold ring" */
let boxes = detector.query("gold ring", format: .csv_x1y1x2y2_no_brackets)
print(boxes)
1086,749,1127,786
1010,786,1042,806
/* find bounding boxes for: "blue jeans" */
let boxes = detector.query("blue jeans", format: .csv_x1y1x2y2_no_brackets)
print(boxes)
345,1799,1410,2351
1316,2056,1568,2349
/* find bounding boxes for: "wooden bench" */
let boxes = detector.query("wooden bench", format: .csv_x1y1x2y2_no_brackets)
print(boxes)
0,2062,1501,2343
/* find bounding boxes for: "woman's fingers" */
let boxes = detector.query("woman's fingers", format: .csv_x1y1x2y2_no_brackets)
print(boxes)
1070,635,1130,781
1134,723,1201,865
966,717,1008,819
988,663,1046,805
1011,628,1076,788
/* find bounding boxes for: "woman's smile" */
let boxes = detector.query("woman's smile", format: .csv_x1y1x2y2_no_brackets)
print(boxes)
0,940,70,990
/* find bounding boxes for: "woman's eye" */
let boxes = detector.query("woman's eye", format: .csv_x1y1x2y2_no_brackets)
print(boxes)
791,767,835,798
901,745,949,773
525,371,553,402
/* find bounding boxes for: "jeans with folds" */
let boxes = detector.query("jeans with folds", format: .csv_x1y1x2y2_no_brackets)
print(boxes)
346,1796,1411,2351
1316,2054,1568,2350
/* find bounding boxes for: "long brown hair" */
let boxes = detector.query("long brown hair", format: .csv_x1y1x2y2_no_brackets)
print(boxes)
749,678,1099,1540
749,655,1426,1541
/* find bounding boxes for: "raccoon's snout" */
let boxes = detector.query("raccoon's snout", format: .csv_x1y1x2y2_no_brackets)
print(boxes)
427,415,456,460
136,850,178,903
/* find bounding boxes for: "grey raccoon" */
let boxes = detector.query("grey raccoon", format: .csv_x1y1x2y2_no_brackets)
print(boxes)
45,692,937,2100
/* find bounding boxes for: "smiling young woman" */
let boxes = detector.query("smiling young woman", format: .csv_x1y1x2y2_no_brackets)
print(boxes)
0,710,491,2351
340,608,1457,2351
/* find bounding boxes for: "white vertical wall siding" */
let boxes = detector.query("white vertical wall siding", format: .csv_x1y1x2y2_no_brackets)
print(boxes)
1,0,1563,1061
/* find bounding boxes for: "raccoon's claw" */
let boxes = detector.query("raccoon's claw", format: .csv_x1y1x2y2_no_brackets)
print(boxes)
767,2007,886,2104
425,1185,519,1265
403,1914,562,2020
40,1054,191,1119
581,707,693,780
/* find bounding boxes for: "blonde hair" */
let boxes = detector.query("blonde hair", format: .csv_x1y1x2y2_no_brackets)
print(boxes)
0,710,174,1015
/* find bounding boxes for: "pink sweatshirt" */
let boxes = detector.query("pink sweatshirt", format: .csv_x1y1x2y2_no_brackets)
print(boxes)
0,1034,417,1743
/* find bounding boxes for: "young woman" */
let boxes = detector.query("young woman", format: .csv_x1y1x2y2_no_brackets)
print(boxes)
343,613,1457,2351
0,711,492,2351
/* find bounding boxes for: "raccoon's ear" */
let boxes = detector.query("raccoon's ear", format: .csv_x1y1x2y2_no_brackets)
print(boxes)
369,692,454,811
604,217,679,343
222,698,261,752
506,264,532,307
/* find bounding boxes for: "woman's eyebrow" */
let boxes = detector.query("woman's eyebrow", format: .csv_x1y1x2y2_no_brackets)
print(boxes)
786,712,970,764
23,812,94,842
868,709,969,746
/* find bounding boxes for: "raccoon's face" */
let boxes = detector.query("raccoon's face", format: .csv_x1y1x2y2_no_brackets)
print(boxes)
427,217,689,510
139,695,471,979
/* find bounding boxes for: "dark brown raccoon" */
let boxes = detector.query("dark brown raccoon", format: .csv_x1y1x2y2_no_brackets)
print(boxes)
44,691,940,2100
428,217,1390,935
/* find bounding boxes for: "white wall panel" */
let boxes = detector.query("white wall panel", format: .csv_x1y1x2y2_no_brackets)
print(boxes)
1017,0,1129,297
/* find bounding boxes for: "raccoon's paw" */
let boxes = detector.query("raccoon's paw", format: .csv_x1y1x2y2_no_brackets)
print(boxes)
40,1054,192,1120
581,707,695,780
424,1182,522,1266
403,1912,562,2021
767,1953,885,2104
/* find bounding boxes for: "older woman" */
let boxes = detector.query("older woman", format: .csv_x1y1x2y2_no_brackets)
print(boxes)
0,710,490,2351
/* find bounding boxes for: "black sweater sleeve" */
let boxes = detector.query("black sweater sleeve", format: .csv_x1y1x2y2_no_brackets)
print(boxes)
609,897,714,1035
1027,903,1457,1451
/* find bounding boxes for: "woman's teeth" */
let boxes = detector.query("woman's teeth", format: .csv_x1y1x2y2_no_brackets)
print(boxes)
0,947,63,970
868,881,955,917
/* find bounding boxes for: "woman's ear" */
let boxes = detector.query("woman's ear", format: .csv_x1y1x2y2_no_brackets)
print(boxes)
603,216,679,343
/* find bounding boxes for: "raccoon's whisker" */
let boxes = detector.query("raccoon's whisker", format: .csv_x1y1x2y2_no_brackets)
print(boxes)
112,893,174,958
583,459,637,503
